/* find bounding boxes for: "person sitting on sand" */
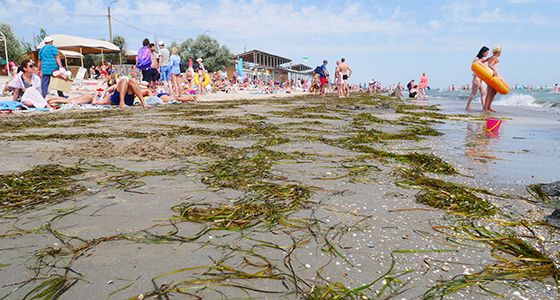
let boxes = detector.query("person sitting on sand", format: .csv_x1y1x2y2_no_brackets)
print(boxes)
8,60,42,103
466,46,490,111
409,84,419,99
96,77,147,108
483,46,502,113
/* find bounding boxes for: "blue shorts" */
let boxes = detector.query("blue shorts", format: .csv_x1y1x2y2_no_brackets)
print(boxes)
160,65,171,81
110,91,135,106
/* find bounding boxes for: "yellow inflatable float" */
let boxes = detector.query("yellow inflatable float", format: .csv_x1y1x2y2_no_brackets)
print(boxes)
471,62,510,95
194,73,210,87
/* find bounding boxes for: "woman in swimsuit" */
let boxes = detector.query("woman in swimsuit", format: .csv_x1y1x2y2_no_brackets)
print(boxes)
484,46,502,113
466,46,490,111
419,73,428,100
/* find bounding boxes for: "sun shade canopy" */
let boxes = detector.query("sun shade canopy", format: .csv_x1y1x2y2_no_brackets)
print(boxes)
36,34,120,54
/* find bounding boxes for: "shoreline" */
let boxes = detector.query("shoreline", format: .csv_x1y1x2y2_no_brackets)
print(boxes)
0,93,558,299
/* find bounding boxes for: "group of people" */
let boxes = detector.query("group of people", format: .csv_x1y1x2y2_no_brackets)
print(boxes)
310,58,353,98
136,39,193,98
466,45,502,112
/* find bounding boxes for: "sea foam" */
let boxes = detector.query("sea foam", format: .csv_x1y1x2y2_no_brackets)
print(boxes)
494,94,543,108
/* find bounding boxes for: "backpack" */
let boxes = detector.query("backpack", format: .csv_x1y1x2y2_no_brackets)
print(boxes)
136,46,152,70
314,66,325,77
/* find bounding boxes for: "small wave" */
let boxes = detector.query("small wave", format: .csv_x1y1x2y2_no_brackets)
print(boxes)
494,94,544,108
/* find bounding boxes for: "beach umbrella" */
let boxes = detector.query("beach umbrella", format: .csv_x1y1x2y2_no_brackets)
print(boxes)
237,58,243,77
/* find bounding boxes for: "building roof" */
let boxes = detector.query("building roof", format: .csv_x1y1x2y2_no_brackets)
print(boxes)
36,34,120,54
236,50,292,66
288,64,312,72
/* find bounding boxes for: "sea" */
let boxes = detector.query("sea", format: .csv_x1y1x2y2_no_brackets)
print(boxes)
428,88,560,114
418,88,560,193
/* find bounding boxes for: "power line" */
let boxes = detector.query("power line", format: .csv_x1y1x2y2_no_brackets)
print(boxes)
111,17,184,42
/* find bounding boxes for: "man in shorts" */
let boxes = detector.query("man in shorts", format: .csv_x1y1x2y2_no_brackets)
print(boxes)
320,60,329,96
338,58,352,97
158,41,171,93
149,43,159,88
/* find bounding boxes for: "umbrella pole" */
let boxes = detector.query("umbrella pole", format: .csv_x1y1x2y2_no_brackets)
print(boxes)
80,48,84,67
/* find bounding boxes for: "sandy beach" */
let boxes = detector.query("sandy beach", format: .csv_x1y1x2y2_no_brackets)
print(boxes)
0,92,559,299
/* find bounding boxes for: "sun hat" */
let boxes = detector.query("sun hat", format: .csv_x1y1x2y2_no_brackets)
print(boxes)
44,36,54,43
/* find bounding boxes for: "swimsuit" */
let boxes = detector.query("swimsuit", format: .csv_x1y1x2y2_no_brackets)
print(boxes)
110,91,135,106
157,92,170,98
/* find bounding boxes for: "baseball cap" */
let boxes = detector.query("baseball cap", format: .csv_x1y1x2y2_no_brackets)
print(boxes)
44,36,54,43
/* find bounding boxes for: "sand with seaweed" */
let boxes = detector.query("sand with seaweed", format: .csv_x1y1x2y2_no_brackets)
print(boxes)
0,94,558,299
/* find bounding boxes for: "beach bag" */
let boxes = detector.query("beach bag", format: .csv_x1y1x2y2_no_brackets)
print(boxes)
314,66,325,77
136,47,152,70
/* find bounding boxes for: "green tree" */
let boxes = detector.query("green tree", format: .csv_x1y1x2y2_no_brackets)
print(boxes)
0,23,24,64
34,28,48,47
102,35,126,65
179,34,232,71
84,54,101,68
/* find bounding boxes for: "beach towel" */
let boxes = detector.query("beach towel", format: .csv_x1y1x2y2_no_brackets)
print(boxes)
145,96,164,106
0,100,26,111
21,87,48,108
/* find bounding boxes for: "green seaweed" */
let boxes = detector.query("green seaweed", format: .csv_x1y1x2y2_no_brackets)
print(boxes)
397,168,496,216
0,165,84,213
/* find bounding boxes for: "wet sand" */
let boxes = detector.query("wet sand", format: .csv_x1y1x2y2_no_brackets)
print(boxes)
0,94,558,299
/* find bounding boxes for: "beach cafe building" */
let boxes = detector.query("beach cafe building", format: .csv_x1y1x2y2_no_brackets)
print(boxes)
233,50,313,83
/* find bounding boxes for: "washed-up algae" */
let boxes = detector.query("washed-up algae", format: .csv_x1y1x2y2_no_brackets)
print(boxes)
397,168,496,217
0,165,84,214
425,224,559,299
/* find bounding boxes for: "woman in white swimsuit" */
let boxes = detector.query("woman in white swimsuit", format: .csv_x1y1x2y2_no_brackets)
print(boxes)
466,46,490,111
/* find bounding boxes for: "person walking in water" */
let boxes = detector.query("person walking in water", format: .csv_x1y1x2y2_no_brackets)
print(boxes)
419,73,429,100
466,46,490,111
484,46,502,113
338,58,352,98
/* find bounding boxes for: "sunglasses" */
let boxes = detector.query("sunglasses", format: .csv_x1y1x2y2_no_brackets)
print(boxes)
27,64,36,68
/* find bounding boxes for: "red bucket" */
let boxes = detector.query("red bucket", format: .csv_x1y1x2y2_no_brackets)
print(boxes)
485,118,502,132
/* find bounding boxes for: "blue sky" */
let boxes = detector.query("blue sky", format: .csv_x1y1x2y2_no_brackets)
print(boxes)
1,0,559,87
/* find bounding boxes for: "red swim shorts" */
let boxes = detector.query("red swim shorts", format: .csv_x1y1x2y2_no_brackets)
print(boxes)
320,77,328,85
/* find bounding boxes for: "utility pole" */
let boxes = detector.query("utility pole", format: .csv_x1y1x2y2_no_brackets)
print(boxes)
107,0,118,41
107,6,112,41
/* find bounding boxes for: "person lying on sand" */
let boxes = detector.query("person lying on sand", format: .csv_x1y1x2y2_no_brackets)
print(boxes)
146,87,197,103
